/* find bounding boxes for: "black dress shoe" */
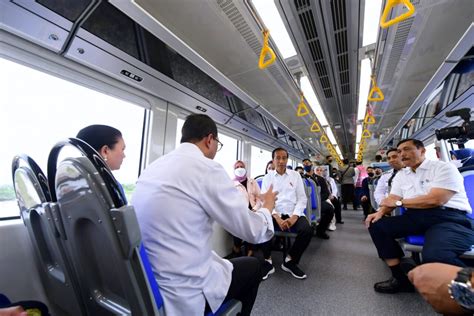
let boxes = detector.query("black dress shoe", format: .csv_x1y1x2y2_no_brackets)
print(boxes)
316,232,330,239
374,277,414,293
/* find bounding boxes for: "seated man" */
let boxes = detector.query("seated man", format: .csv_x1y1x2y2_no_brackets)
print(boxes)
132,114,277,315
308,163,337,232
260,148,312,280
316,165,343,224
365,138,474,294
374,148,404,206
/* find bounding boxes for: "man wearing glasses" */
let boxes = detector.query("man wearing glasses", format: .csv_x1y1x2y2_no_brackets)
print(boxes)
132,114,277,315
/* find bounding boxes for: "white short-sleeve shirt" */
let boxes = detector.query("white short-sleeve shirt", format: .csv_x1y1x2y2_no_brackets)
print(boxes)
390,159,472,213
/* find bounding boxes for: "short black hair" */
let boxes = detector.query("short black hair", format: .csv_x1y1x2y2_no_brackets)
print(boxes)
375,154,383,161
397,138,424,149
367,166,374,171
181,114,217,143
302,158,311,163
295,166,304,172
272,147,288,159
386,148,398,156
326,155,332,159
342,158,349,165
77,125,122,152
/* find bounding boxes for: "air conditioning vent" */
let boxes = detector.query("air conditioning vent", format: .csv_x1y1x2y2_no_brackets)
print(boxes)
382,17,415,86
331,0,350,95
296,2,334,99
294,0,311,11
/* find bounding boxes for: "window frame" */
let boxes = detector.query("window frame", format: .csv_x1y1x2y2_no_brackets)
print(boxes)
0,49,153,221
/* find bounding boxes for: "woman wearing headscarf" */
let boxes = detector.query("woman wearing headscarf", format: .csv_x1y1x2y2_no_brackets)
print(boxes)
230,160,263,257
450,148,474,168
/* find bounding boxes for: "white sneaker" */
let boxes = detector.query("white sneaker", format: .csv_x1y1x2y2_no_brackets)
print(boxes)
328,215,336,231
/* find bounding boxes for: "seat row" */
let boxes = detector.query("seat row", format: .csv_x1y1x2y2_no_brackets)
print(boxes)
12,138,240,316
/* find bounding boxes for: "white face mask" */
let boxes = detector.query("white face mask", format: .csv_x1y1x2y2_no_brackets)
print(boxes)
234,167,247,177
450,159,463,168
267,169,275,175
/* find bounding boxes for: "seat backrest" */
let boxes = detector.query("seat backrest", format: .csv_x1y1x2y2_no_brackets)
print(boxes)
254,175,265,189
11,155,84,315
306,178,321,219
461,169,474,219
47,138,160,315
303,178,315,222
368,184,378,210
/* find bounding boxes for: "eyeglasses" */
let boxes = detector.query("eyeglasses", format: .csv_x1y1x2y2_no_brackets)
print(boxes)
214,137,223,152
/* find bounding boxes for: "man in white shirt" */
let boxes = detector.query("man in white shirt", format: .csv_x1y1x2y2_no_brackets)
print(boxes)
260,148,312,280
374,148,404,206
365,139,474,294
131,114,277,316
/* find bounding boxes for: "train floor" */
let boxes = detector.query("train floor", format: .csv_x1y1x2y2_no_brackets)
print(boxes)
252,210,437,315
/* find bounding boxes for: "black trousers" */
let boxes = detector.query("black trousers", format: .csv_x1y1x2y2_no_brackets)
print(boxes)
232,236,254,251
330,197,342,222
361,199,372,217
205,257,261,316
261,215,313,263
341,184,355,209
317,200,335,234
368,208,474,267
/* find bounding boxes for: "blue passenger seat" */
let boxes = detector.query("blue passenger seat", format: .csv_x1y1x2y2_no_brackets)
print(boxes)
255,175,264,189
401,168,474,260
45,138,241,316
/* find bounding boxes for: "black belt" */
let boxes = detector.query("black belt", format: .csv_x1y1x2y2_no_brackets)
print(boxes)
407,206,467,214
439,206,465,213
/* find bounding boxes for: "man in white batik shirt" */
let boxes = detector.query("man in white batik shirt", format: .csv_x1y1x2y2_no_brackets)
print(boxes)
132,114,277,316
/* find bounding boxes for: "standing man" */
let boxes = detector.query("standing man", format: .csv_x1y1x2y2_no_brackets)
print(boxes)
360,167,375,220
340,158,356,210
365,139,474,294
260,149,312,280
374,148,405,206
132,114,277,315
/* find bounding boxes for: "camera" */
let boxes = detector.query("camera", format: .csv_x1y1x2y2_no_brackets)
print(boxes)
435,108,474,145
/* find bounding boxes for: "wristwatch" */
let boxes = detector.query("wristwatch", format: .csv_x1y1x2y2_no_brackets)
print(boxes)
395,199,403,207
449,267,474,311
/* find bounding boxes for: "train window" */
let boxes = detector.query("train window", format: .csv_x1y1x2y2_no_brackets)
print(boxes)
82,2,140,59
175,118,185,148
214,133,239,179
251,146,272,178
36,0,91,22
454,62,474,100
424,143,438,161
0,58,145,219
464,139,474,149
422,83,444,125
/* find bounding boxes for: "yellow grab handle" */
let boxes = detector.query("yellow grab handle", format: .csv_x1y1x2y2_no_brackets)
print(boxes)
320,135,328,143
297,95,310,117
368,77,384,101
364,113,376,124
310,121,321,132
380,0,415,29
361,129,371,138
258,30,276,69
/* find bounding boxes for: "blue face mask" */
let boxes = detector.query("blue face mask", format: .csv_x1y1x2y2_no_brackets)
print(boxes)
304,165,312,172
